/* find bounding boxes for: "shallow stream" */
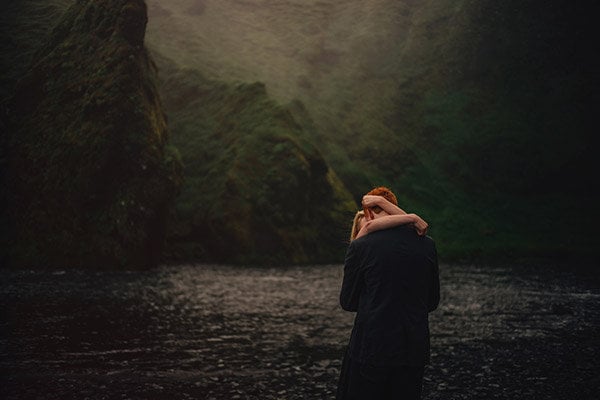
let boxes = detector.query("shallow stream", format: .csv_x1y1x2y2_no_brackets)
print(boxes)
1,262,598,399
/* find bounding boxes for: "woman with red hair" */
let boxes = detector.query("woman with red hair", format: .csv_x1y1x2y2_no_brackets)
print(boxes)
349,190,428,241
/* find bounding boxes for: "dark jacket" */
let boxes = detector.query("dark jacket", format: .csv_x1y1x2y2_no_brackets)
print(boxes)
340,225,440,367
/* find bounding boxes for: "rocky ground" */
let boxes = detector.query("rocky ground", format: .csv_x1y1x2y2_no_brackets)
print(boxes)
1,262,599,399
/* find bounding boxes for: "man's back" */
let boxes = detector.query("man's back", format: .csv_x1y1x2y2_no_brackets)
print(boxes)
340,225,440,367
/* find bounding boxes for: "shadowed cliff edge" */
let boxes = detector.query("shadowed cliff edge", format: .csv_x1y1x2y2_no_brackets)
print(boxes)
0,0,356,268
155,53,356,265
145,0,599,262
1,0,597,267
2,0,182,269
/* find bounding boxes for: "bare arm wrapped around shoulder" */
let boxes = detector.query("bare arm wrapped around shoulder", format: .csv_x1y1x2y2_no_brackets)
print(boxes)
355,213,428,239
362,195,407,215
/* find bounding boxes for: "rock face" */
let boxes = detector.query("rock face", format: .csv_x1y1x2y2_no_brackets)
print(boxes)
3,0,182,268
143,0,598,261
9,1,594,264
398,0,596,196
157,59,356,265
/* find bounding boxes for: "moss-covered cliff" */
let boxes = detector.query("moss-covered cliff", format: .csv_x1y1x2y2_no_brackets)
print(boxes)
156,57,356,264
3,0,182,268
144,0,597,261
0,0,356,267
3,0,595,266
384,0,598,258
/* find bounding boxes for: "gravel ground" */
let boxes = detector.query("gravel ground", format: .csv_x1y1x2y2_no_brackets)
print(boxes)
1,262,599,399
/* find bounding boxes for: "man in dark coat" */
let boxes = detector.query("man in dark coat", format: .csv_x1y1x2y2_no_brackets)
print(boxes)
338,187,440,399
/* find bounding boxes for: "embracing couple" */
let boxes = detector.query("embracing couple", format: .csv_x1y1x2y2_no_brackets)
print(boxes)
337,186,440,400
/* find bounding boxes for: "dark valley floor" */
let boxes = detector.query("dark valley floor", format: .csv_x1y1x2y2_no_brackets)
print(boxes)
1,263,598,399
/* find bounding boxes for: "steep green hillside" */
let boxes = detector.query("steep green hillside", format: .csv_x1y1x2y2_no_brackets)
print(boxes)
386,0,598,258
0,0,357,267
156,55,356,264
146,0,598,260
2,0,182,268
0,0,73,100
144,0,421,186
2,0,596,265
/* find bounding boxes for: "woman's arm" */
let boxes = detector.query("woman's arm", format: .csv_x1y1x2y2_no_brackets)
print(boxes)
355,213,428,239
361,195,407,215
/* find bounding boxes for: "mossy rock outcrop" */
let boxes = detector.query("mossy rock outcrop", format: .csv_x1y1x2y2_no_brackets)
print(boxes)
157,61,356,264
3,0,182,268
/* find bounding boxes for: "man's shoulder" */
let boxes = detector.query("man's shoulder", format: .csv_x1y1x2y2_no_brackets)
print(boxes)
382,227,437,251
422,234,436,244
355,227,437,247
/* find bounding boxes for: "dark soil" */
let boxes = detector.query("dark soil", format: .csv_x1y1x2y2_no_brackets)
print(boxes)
1,263,598,399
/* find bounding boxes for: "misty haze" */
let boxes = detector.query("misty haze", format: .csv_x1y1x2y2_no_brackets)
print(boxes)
0,0,597,399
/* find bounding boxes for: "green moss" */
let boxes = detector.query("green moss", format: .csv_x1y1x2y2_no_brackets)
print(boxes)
3,0,182,269
3,0,595,266
156,60,355,264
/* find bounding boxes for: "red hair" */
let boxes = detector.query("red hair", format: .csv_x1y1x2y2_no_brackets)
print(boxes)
366,186,398,206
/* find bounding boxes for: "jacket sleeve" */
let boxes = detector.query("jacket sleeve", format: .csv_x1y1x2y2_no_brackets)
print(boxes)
340,241,363,311
428,242,440,312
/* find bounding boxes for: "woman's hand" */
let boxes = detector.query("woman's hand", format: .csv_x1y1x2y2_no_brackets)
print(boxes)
361,195,384,209
363,206,375,221
362,195,408,215
410,213,429,236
